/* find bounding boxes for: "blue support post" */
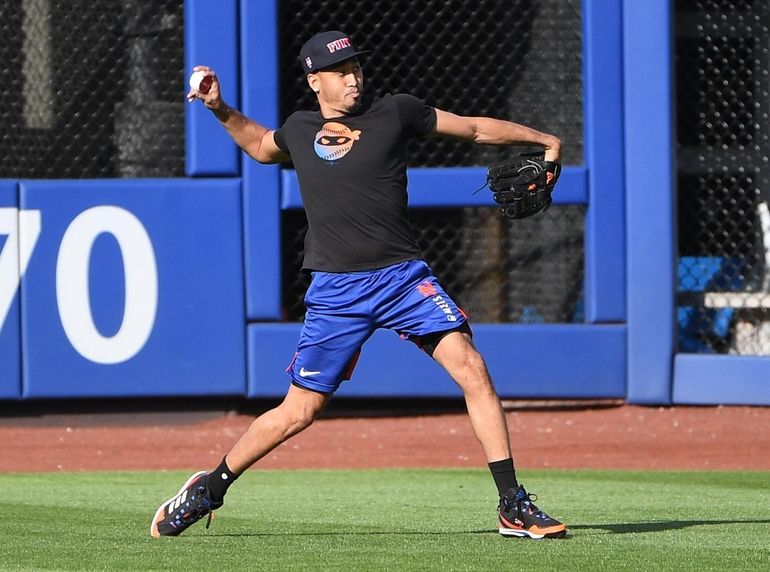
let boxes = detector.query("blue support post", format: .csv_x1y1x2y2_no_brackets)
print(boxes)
240,0,282,320
624,0,676,403
582,0,626,323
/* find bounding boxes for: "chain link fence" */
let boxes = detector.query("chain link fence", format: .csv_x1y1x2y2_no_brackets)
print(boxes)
0,0,185,179
10,1,769,346
675,0,770,354
278,0,585,323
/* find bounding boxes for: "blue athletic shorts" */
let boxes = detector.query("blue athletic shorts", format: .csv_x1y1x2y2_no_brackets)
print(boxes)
286,259,469,394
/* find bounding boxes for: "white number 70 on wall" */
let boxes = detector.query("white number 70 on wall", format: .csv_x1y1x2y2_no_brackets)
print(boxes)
0,206,158,365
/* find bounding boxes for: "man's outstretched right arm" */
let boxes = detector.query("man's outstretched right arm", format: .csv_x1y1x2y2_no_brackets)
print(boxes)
187,66,289,165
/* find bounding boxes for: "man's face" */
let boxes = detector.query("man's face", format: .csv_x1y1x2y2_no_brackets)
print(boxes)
308,58,364,115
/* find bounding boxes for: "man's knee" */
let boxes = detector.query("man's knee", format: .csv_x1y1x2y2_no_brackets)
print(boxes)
286,402,323,434
279,385,329,435
439,334,487,373
460,358,496,394
433,335,494,393
464,346,488,374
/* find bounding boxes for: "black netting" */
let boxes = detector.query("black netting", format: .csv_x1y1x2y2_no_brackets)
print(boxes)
279,0,583,166
281,206,585,323
0,0,185,179
278,0,585,324
676,0,770,354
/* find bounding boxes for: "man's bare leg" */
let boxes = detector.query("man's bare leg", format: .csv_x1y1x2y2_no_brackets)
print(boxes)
226,384,332,473
431,331,511,462
150,383,330,537
431,330,567,538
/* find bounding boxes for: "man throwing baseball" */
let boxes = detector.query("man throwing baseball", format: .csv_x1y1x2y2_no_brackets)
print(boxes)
151,30,566,540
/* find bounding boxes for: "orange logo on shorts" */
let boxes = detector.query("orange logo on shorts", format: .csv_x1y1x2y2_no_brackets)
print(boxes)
417,280,438,298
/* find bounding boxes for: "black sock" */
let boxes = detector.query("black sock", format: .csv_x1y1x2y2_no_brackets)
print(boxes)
207,457,239,502
488,458,518,496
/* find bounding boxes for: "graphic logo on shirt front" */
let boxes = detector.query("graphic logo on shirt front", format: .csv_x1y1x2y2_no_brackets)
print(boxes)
314,122,361,161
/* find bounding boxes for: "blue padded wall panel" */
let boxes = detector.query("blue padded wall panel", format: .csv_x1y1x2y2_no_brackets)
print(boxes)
0,181,21,398
242,162,281,320
248,323,625,398
673,355,770,406
20,179,246,398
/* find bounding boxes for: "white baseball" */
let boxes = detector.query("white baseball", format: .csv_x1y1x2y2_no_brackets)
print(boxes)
188,70,208,92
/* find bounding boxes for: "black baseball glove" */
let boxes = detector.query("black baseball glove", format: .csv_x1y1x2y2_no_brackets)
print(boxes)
485,152,562,220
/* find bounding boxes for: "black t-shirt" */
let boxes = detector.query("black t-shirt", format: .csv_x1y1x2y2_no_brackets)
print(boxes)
273,93,437,271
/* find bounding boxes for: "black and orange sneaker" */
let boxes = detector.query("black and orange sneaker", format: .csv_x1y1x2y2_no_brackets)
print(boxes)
498,485,567,539
150,471,223,538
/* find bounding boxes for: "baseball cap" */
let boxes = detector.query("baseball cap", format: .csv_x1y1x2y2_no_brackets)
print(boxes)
299,30,370,74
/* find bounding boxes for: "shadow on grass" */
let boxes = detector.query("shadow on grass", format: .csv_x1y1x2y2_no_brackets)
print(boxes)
571,518,770,534
205,519,770,538
209,530,494,538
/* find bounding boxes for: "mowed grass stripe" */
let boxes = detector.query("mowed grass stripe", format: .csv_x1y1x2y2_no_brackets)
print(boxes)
0,469,767,570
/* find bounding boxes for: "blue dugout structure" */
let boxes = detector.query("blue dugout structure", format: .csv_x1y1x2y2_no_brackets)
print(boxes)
0,0,767,404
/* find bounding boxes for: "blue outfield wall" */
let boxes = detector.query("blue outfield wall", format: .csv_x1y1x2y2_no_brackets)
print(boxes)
0,181,21,398
237,0,630,400
18,179,246,398
8,1,766,403
256,0,630,400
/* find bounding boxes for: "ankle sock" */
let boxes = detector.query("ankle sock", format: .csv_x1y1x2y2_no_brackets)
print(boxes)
207,457,239,502
488,457,518,496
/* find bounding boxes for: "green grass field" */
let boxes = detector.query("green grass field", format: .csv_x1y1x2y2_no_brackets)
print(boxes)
0,469,767,570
